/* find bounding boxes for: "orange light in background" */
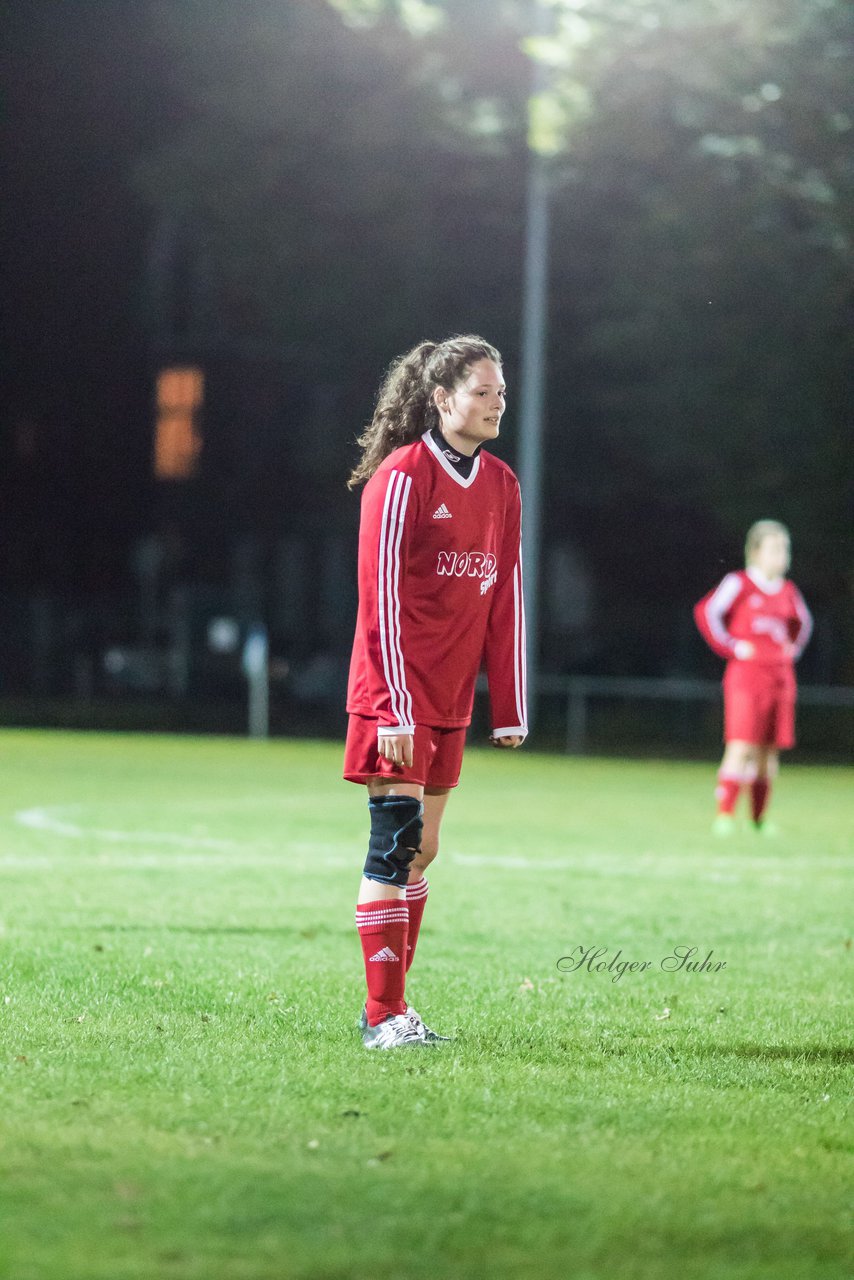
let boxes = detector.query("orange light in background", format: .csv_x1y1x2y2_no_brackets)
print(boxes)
154,366,204,479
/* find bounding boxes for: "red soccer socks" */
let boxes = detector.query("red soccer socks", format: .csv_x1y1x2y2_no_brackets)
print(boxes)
715,769,772,824
751,777,771,824
356,898,408,1026
715,771,743,816
405,876,429,972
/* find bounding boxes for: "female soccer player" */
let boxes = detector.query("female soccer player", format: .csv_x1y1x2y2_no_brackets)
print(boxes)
344,335,527,1049
694,520,812,835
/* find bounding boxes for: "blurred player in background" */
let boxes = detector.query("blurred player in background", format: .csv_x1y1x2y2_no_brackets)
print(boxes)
694,520,812,836
344,335,527,1049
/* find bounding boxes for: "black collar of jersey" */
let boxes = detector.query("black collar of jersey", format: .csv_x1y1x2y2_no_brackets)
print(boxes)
429,426,483,480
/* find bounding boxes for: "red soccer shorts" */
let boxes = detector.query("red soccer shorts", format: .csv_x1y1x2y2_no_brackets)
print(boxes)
722,661,797,748
343,715,467,788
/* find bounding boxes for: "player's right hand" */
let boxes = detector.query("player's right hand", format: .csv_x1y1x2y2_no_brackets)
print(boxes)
734,640,756,660
378,732,414,768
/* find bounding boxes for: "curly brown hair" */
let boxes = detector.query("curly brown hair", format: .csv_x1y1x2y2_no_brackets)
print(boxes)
347,334,502,488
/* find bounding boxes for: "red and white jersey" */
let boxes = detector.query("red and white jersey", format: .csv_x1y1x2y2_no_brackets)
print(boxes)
346,430,527,738
694,568,812,665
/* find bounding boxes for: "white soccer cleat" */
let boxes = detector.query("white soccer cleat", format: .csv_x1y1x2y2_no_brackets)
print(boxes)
358,1003,450,1043
405,1003,452,1043
361,1012,426,1050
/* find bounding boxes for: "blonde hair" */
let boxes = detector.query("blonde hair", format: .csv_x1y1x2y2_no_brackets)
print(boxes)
347,334,502,489
745,520,790,565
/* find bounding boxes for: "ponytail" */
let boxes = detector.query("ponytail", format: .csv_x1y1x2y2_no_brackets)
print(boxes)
347,334,502,488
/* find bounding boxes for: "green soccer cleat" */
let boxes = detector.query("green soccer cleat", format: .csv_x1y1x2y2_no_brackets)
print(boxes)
712,814,736,837
753,819,780,837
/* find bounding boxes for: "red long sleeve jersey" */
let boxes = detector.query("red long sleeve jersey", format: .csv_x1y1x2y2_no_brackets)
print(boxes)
346,430,528,737
694,569,813,664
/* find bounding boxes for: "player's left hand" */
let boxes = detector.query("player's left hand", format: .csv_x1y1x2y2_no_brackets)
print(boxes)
490,734,524,749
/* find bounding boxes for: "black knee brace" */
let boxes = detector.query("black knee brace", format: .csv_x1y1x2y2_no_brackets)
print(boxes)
363,793,423,887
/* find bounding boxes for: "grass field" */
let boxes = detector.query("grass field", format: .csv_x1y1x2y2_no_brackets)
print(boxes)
0,729,851,1280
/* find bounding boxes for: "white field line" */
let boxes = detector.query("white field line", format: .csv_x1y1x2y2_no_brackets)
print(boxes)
0,853,355,870
14,806,237,850
6,807,356,870
447,851,851,876
7,809,850,880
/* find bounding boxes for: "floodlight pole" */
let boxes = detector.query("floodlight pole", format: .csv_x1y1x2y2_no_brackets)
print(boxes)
518,0,552,736
242,624,270,739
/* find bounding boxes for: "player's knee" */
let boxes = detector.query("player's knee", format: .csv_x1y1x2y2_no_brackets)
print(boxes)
363,793,423,887
726,743,753,770
413,840,439,875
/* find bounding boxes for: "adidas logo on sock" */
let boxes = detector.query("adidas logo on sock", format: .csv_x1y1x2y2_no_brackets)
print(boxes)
432,503,453,519
368,946,399,962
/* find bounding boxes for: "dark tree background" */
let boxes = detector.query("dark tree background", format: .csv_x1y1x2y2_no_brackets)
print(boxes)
1,0,852,710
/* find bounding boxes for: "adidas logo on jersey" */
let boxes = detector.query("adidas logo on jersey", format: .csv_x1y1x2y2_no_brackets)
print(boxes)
433,503,453,519
368,946,400,962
